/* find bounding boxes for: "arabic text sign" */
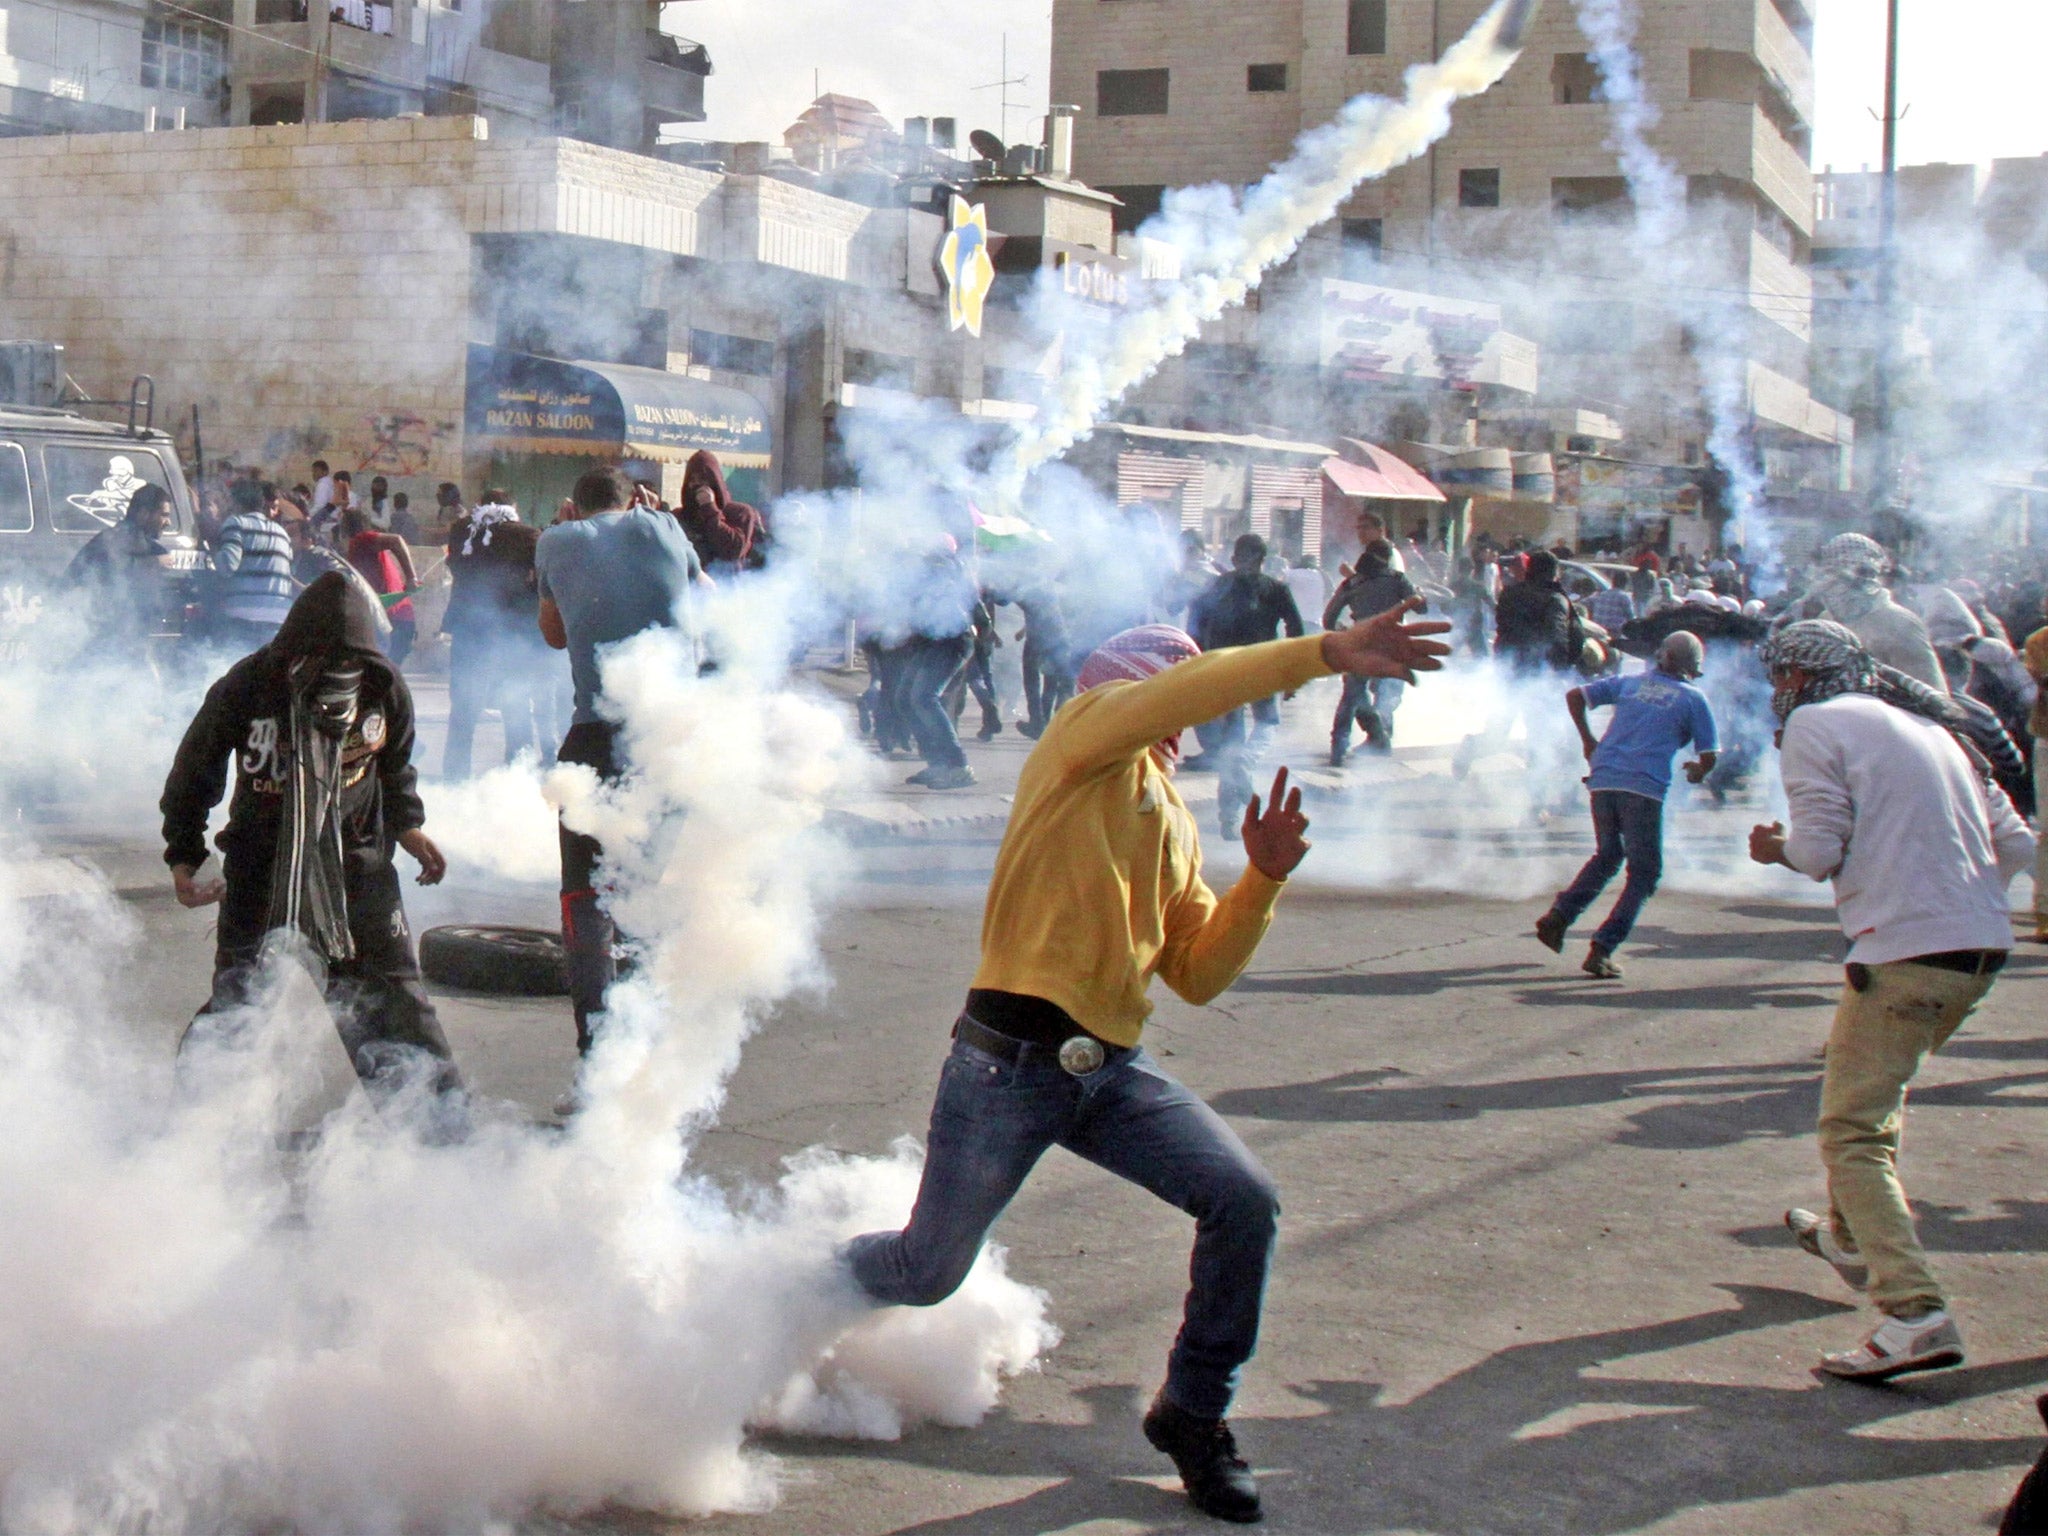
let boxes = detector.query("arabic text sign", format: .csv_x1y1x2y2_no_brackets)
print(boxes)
1321,278,1504,388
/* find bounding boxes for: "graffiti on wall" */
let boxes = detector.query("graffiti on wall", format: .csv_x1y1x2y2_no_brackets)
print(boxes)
357,411,456,477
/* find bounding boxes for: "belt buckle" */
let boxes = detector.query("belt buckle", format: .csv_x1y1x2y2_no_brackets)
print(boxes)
1057,1035,1106,1077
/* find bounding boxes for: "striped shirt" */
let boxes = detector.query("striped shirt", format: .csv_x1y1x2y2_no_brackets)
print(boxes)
212,513,298,625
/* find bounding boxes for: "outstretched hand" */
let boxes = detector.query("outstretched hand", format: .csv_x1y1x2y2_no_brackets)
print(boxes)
1320,596,1454,683
1242,767,1311,881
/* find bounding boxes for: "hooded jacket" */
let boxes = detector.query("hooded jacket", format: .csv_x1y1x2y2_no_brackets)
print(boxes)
675,450,765,568
161,574,423,876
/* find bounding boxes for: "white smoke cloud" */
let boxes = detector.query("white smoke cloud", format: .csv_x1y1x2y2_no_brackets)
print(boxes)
1569,0,1774,574
0,597,1053,1534
1004,0,1536,488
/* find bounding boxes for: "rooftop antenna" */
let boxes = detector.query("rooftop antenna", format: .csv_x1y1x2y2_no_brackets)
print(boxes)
970,32,1030,144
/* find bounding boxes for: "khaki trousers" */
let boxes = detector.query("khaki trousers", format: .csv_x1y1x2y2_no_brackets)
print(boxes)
2035,739,2046,928
1819,960,1995,1317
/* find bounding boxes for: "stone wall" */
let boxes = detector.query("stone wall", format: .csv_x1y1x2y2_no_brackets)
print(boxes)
0,115,489,500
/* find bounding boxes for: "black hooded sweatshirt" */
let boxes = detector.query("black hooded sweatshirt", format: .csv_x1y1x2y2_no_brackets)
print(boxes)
162,574,424,877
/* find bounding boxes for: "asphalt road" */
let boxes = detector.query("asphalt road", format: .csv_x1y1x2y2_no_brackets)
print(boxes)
26,671,2048,1535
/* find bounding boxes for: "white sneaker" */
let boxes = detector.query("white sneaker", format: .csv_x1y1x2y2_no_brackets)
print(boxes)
1819,1310,1964,1382
1786,1208,1869,1291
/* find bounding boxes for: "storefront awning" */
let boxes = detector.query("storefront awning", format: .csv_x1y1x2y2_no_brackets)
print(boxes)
1321,444,1445,503
464,345,772,469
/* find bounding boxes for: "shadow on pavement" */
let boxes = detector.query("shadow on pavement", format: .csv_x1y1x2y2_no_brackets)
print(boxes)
1232,962,1838,1013
748,1286,2048,1536
1209,1061,1820,1152
1732,1198,2048,1258
1213,1053,2048,1153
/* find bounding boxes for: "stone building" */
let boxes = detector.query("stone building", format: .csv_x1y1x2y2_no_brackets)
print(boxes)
1814,156,2048,542
0,113,1103,519
1048,0,1850,552
0,0,233,135
0,0,709,153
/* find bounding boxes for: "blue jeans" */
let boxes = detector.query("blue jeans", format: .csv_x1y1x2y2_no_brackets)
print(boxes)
1549,789,1664,953
846,1034,1280,1419
1332,675,1406,756
898,634,971,769
1198,695,1278,833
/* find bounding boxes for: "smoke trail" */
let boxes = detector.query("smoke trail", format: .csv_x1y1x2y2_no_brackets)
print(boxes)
0,582,1053,1533
1570,0,1775,577
1003,0,1538,484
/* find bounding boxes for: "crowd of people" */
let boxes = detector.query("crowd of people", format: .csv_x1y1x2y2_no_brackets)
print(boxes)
56,449,2047,1525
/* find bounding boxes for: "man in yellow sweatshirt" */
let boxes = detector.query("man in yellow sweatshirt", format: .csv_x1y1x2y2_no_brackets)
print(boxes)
846,602,1449,1523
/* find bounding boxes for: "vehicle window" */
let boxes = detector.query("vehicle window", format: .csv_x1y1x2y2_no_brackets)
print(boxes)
41,444,173,534
0,444,30,532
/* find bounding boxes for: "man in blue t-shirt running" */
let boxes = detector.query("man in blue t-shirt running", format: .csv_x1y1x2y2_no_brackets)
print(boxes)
1536,631,1718,979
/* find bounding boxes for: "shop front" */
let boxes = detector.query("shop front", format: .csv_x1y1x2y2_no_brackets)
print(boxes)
463,346,773,520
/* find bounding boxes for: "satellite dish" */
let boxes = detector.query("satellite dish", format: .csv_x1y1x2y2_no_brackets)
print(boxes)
968,129,1006,162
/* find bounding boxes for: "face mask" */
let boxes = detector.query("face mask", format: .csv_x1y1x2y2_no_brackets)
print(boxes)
308,660,364,740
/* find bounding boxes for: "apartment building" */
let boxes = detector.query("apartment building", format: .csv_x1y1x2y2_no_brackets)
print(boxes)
0,0,708,154
1813,156,2048,535
1050,0,1851,548
0,0,233,135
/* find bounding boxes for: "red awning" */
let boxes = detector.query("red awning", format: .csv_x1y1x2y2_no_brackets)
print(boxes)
1321,445,1445,503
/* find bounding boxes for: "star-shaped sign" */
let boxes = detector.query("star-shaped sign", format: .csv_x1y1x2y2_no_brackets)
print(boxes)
938,196,996,336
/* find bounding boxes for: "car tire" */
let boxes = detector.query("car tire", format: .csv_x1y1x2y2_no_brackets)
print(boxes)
419,924,568,996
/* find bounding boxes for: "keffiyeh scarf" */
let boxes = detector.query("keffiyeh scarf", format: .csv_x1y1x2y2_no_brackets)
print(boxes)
265,656,365,962
461,504,520,556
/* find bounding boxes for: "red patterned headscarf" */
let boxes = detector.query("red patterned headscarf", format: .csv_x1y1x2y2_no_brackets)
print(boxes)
1076,624,1201,693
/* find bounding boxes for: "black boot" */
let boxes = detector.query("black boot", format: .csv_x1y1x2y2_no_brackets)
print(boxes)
1143,1391,1262,1523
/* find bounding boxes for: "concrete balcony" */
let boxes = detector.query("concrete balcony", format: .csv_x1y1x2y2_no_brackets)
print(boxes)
1749,229,1813,342
1751,107,1814,236
1753,0,1814,129
232,17,426,91
638,56,706,124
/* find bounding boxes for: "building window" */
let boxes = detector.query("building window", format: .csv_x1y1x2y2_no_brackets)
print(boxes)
844,348,919,392
1246,63,1287,93
1347,0,1387,56
983,366,1042,403
1552,175,1631,220
140,18,224,96
1097,68,1169,116
690,329,774,377
1104,183,1165,232
1457,168,1500,208
1552,53,1602,104
1340,217,1382,276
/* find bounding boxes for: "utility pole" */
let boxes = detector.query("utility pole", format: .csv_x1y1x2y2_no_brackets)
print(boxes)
1870,0,1901,510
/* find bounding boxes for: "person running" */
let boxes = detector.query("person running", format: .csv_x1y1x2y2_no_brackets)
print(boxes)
342,506,421,665
845,602,1451,1524
535,466,703,1055
1188,534,1305,835
1323,538,1418,763
1534,632,1717,980
160,573,460,1110
1749,621,2035,1381
1453,548,1584,784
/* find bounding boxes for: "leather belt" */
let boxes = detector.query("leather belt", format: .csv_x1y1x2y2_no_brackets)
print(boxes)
953,1013,1111,1077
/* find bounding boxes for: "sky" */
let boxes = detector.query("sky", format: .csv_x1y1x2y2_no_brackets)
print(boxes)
670,1,2048,175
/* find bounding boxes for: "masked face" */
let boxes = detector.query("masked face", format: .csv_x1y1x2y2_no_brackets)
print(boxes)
307,659,364,741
